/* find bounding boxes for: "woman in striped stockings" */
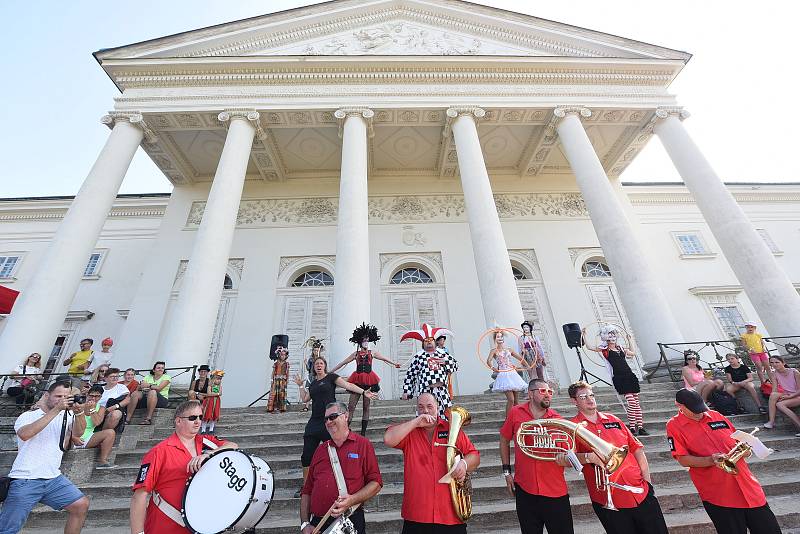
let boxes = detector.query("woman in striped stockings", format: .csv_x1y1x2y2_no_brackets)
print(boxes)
583,325,647,435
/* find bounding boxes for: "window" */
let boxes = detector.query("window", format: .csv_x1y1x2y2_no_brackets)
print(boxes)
756,229,782,254
712,306,746,339
672,232,712,257
83,252,105,278
512,266,528,280
390,267,433,285
223,274,233,290
292,270,334,287
581,260,611,278
0,256,21,279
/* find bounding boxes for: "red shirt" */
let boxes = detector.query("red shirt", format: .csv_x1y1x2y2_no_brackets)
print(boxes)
301,431,383,517
391,419,479,525
499,404,567,498
666,410,766,508
132,432,226,534
571,411,649,508
126,379,139,394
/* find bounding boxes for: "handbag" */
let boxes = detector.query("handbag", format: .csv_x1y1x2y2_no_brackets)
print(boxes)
760,381,785,396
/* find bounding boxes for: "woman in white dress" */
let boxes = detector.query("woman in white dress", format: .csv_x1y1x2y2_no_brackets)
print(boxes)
487,330,531,415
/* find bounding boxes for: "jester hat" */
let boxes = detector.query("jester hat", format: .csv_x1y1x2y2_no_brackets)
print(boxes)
401,323,453,344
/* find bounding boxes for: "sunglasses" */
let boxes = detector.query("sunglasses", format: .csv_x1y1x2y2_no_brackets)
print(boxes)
325,412,346,422
535,388,554,396
686,357,697,360
179,415,202,421
577,393,595,400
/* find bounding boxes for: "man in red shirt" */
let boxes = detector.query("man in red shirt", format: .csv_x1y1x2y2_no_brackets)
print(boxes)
300,401,383,533
130,400,237,534
666,388,781,534
568,380,667,533
499,378,573,534
384,392,480,534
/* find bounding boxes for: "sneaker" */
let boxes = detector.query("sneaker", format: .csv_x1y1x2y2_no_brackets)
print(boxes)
629,427,638,436
96,462,118,470
637,427,649,436
758,406,768,415
762,422,774,429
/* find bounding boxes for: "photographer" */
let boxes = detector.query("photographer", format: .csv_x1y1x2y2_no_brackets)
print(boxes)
0,381,90,534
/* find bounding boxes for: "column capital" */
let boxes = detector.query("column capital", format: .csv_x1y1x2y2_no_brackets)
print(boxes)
553,106,592,121
218,109,266,140
334,107,374,138
646,107,690,135
101,112,157,143
443,107,485,139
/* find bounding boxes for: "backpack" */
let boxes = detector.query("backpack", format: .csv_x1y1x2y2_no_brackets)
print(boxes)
709,389,740,415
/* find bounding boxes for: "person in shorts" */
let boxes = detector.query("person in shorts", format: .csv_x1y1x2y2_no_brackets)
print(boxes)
0,381,90,534
740,323,768,384
126,361,171,425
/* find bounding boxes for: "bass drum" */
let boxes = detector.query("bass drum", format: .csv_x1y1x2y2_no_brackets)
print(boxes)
182,449,275,533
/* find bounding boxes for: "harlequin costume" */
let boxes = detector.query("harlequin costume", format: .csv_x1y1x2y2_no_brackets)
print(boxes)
401,323,457,420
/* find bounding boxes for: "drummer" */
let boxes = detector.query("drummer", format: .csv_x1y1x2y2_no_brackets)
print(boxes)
130,400,238,534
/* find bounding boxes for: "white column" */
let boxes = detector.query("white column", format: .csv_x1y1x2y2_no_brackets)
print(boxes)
654,110,800,336
0,113,148,371
159,111,258,371
329,108,373,365
555,107,683,366
448,107,524,328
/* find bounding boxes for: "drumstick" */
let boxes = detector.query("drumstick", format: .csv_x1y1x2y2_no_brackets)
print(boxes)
311,505,335,534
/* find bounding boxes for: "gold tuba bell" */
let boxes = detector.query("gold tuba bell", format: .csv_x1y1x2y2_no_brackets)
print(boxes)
434,406,473,522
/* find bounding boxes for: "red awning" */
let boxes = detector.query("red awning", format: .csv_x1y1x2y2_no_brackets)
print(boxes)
0,285,19,314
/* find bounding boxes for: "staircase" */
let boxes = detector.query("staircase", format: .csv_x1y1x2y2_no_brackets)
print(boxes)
8,382,800,533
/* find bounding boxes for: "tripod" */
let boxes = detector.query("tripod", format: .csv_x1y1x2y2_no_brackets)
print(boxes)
573,345,611,387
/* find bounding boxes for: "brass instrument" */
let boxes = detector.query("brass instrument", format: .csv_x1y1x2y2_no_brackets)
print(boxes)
716,428,758,475
516,418,632,511
434,406,473,522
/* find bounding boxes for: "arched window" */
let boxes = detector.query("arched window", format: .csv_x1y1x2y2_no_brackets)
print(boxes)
390,267,433,285
223,274,233,290
511,265,529,281
292,270,334,287
582,259,612,278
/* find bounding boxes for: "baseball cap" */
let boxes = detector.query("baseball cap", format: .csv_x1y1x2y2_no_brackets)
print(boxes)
744,322,757,327
675,388,708,414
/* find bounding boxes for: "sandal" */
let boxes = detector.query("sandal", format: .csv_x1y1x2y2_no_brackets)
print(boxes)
302,406,309,412
139,419,152,425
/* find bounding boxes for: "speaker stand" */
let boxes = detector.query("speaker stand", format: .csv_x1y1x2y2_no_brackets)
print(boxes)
574,346,611,387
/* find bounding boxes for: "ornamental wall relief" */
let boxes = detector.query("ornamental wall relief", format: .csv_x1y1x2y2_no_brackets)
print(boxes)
185,193,588,228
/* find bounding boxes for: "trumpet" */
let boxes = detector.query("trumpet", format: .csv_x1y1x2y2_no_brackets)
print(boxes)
434,406,472,521
516,418,635,510
716,428,760,475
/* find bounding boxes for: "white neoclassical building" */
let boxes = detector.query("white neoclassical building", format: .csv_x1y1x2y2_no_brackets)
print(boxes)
2,0,800,406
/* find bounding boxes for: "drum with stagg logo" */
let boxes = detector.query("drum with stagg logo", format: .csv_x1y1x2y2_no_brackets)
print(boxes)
182,449,275,533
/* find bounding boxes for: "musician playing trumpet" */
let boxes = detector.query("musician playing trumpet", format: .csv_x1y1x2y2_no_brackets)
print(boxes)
666,388,781,534
568,381,668,534
499,378,574,534
384,392,479,534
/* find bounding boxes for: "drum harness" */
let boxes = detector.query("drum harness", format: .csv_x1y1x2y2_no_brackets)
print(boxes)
152,438,219,526
310,443,360,534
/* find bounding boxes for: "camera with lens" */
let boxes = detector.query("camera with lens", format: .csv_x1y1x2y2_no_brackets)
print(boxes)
71,395,86,405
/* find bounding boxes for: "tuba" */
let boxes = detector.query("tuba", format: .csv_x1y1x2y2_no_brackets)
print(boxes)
516,418,635,510
434,406,473,521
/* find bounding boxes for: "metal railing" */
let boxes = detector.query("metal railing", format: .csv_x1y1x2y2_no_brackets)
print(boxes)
645,335,800,383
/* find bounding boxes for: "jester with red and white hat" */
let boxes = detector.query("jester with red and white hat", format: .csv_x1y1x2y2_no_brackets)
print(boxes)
401,323,457,420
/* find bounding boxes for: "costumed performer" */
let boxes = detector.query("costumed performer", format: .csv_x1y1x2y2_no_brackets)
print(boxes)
200,370,223,435
267,334,290,413
487,329,530,415
400,323,457,420
519,321,547,382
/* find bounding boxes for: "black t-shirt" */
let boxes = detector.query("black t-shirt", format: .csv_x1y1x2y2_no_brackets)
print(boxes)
725,364,751,383
309,373,340,419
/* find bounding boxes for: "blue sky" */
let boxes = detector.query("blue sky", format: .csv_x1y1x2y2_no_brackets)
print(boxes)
1,1,796,198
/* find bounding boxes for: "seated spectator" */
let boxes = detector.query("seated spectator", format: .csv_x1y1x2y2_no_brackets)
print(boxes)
86,337,114,376
6,353,43,407
763,355,800,435
90,363,111,386
126,361,171,426
63,338,94,377
97,368,130,432
188,364,211,401
74,386,117,469
122,368,139,394
79,377,92,398
681,352,723,401
723,353,767,414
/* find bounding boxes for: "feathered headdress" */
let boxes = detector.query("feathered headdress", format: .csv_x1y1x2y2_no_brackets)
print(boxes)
350,323,380,344
303,336,325,350
401,323,453,343
211,369,225,377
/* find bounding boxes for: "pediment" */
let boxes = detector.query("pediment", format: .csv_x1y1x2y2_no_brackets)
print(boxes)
96,0,689,61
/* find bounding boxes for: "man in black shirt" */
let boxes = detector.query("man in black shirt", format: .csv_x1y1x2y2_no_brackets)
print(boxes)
723,353,766,414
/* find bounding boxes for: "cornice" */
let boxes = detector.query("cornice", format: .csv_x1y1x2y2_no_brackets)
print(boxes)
0,205,167,222
627,191,800,205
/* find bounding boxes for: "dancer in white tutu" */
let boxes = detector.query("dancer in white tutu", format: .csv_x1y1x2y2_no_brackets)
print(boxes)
486,329,531,415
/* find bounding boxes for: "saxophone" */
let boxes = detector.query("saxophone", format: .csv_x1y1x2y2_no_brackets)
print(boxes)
434,406,473,521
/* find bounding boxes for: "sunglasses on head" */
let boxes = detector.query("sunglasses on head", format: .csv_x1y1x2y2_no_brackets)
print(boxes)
536,387,554,396
577,393,595,400
179,415,202,421
325,411,346,422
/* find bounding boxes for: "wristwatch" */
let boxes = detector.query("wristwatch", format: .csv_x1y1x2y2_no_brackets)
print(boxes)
300,521,311,531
